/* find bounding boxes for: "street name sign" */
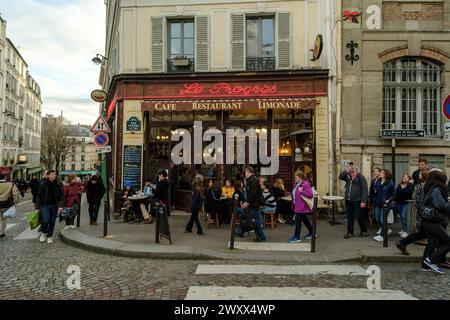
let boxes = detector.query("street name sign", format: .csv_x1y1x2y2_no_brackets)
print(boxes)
94,133,109,147
95,146,112,154
91,115,111,133
380,129,425,138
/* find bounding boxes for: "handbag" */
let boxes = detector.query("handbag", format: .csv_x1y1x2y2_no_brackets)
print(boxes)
27,210,41,230
3,206,16,219
301,195,314,211
387,209,394,224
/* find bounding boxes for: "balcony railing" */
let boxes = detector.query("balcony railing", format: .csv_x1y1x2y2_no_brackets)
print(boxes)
246,57,276,71
167,57,195,73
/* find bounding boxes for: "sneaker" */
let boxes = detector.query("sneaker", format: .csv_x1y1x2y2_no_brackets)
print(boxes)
422,267,432,272
344,234,353,239
376,228,381,235
373,235,384,242
396,242,410,256
288,236,302,243
401,232,408,239
304,233,317,240
278,217,286,224
39,234,47,243
359,232,368,238
47,237,54,244
423,258,444,274
388,229,392,236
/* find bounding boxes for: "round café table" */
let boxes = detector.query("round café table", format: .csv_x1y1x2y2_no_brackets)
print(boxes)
128,195,151,221
321,195,344,226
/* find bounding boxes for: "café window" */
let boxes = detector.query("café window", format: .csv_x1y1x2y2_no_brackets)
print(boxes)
167,19,195,73
383,58,441,136
246,16,275,71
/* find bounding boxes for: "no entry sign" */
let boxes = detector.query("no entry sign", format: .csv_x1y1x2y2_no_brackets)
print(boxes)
444,94,450,120
94,133,109,147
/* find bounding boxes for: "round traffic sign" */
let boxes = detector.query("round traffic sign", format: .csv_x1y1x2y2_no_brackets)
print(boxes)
94,133,109,147
444,94,450,120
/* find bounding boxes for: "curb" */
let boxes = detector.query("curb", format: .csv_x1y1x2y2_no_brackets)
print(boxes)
59,229,423,264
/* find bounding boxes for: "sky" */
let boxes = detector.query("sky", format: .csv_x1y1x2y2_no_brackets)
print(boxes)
1,0,106,125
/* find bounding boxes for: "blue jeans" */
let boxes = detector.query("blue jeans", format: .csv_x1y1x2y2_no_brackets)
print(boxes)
396,204,409,233
251,208,266,240
375,206,392,236
41,205,58,238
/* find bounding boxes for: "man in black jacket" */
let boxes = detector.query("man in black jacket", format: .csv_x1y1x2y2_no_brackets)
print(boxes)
412,158,429,186
36,170,64,244
339,163,369,239
85,175,106,225
153,170,170,216
242,166,266,242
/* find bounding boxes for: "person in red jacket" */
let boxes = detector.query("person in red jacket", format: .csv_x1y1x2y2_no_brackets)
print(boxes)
64,174,83,226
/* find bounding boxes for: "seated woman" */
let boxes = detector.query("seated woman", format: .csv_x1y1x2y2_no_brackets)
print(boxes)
204,179,221,223
140,178,155,224
260,180,277,216
121,182,137,222
233,180,246,237
220,178,235,225
273,178,287,224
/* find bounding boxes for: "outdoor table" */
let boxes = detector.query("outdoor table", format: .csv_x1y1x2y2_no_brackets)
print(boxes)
128,195,151,221
321,195,344,226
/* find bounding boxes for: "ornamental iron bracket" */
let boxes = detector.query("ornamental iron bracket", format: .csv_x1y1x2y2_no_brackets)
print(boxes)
345,41,360,65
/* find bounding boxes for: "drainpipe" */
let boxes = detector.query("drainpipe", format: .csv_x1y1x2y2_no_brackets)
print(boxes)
335,0,342,197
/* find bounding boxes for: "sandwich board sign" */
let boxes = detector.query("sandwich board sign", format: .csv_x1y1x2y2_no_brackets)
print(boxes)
91,115,111,133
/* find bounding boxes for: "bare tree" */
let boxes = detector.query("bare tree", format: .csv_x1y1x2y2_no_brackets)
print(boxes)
40,122,73,173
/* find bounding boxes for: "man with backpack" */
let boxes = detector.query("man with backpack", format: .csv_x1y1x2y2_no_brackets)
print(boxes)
242,166,266,242
0,172,20,238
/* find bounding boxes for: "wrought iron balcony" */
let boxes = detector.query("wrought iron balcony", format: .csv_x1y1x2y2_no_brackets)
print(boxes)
246,57,276,71
167,57,195,73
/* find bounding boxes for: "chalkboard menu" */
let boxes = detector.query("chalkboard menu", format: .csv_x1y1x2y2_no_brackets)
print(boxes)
123,145,142,190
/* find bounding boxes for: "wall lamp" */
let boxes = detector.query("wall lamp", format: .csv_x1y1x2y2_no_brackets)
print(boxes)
92,54,108,65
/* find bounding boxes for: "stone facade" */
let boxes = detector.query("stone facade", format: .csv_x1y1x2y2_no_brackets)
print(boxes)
339,0,450,189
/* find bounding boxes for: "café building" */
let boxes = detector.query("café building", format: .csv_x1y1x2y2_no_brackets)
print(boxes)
106,70,329,211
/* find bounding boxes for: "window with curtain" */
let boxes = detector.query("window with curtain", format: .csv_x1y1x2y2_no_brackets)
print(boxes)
246,16,275,71
383,58,441,136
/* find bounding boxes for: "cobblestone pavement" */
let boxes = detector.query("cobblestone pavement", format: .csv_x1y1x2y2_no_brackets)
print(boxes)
1,199,449,300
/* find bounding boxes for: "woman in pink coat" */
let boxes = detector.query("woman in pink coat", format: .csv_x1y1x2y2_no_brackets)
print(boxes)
288,170,314,243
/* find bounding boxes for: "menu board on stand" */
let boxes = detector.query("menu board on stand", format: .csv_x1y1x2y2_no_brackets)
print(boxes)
123,145,142,190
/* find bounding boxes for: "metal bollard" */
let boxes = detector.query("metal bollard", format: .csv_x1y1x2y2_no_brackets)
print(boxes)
155,203,160,244
229,200,238,250
311,196,318,253
382,205,388,248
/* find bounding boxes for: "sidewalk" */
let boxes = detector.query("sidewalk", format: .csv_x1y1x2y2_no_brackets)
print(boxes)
60,195,426,263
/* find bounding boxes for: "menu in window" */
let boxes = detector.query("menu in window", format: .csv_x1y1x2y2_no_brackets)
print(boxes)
123,145,142,190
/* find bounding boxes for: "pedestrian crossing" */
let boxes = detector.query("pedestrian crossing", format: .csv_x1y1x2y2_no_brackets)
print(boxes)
186,264,417,300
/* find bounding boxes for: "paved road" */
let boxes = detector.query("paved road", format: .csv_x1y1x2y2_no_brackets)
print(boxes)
1,194,449,300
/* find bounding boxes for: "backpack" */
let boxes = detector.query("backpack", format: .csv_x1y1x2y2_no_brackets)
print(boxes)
239,207,256,232
418,190,442,223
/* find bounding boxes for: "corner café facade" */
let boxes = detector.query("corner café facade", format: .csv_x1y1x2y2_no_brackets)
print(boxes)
106,71,329,212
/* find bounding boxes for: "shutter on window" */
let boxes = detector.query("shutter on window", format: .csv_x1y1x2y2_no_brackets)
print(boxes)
195,16,209,72
151,17,164,72
277,12,291,69
231,14,245,71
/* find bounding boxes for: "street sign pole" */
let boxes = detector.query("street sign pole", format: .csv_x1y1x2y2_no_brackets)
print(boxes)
103,152,110,237
391,124,396,185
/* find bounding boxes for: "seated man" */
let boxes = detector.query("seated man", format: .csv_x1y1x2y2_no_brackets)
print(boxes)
121,182,137,223
140,178,156,224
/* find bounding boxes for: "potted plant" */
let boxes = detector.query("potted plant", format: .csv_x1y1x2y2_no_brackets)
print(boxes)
3,158,8,166
9,159,14,165
172,56,190,66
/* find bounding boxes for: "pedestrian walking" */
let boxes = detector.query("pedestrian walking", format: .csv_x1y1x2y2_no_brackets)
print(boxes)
373,169,396,242
36,170,64,244
85,175,106,226
185,178,204,235
288,170,314,243
63,174,83,227
395,174,414,238
419,170,450,274
0,173,20,238
18,178,27,198
396,170,429,256
242,166,266,242
339,162,369,239
29,176,39,198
